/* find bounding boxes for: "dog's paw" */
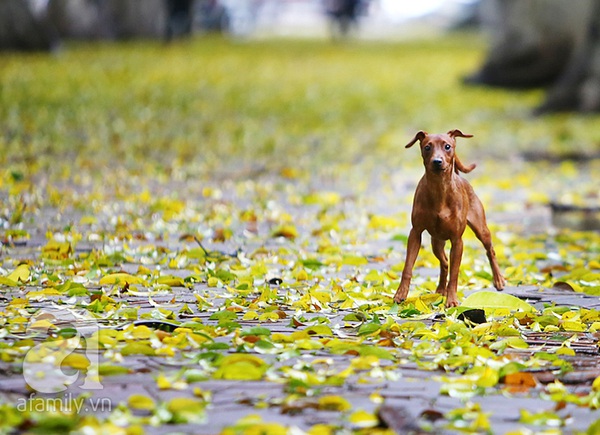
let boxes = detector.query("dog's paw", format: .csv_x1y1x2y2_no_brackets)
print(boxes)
494,275,506,291
445,297,460,308
393,288,408,304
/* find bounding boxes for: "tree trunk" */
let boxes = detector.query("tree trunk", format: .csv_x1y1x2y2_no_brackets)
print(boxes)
468,0,600,113
0,0,59,51
537,0,600,112
466,0,594,89
47,0,168,40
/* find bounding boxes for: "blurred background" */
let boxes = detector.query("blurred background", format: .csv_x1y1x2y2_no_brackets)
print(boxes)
1,0,599,232
3,0,600,114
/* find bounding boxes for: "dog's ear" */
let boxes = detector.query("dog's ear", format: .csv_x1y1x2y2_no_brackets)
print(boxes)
447,129,473,139
454,155,476,174
405,131,427,148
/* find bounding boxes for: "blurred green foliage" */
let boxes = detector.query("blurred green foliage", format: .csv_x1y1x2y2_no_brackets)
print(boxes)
2,34,597,182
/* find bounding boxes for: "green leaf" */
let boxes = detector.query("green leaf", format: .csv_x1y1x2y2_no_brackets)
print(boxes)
209,310,238,322
461,291,536,313
358,345,394,360
357,323,380,336
301,258,325,270
121,343,156,356
99,363,131,376
241,327,271,337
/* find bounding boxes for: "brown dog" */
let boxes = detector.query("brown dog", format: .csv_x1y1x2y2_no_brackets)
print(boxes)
393,129,505,307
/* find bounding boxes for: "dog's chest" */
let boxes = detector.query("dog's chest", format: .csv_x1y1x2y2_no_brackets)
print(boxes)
424,200,466,239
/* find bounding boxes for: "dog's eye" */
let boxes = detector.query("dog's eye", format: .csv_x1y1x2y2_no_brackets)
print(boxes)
444,144,451,150
424,145,431,151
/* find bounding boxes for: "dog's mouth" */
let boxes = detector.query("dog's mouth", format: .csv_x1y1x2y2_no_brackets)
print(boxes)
431,162,448,173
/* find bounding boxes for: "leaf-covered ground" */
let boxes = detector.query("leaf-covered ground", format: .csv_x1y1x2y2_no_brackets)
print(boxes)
1,34,600,434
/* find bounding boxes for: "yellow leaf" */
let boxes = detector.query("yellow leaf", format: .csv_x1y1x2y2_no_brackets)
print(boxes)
589,322,600,332
476,366,499,388
258,312,280,322
308,424,335,435
100,273,145,286
62,353,90,370
207,277,220,287
350,355,379,371
30,319,56,330
295,269,309,281
213,354,268,380
272,224,298,239
349,410,379,428
0,277,19,287
369,391,384,404
42,239,73,260
242,310,259,320
556,346,575,356
156,373,172,389
592,375,600,392
368,214,403,231
303,191,341,206
128,394,156,411
157,275,186,287
562,320,586,332
318,395,352,412
7,264,30,284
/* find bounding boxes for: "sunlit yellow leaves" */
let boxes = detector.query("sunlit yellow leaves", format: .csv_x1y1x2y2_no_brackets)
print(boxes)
519,409,564,427
150,197,185,220
99,273,146,286
446,402,491,433
341,255,368,266
2,35,600,435
166,397,206,424
121,343,155,356
474,366,500,388
128,394,156,411
6,264,30,284
41,239,73,260
61,353,91,371
348,410,379,428
489,337,529,351
222,415,287,435
368,214,404,231
462,291,535,313
156,372,188,390
317,395,352,412
0,276,19,287
303,191,341,207
213,354,269,381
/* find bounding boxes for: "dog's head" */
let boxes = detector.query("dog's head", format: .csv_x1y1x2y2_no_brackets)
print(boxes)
405,129,476,174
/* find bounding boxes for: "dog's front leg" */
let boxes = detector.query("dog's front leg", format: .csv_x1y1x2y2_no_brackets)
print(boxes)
394,228,422,303
445,237,464,307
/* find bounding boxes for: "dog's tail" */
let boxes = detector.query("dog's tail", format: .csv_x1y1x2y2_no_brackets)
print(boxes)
455,155,476,173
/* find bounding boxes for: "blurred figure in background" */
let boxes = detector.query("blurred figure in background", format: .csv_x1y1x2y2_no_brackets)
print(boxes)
165,0,194,40
324,0,367,39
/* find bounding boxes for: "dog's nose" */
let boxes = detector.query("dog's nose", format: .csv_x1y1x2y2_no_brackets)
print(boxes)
433,158,443,169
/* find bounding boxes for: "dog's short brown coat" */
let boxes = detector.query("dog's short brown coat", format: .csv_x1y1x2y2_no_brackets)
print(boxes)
393,130,505,307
